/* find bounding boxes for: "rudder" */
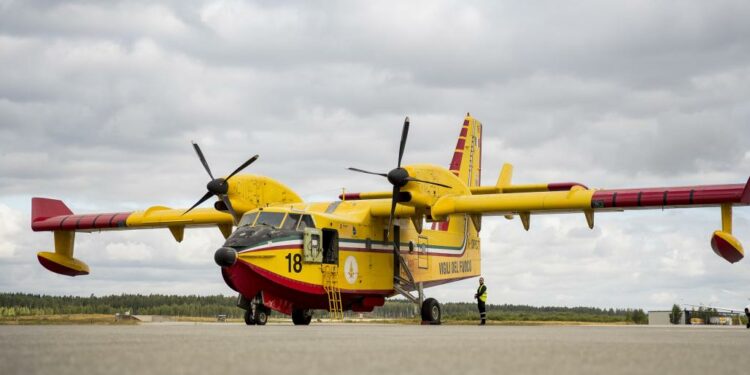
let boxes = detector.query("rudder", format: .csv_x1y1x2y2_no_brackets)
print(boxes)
448,113,482,188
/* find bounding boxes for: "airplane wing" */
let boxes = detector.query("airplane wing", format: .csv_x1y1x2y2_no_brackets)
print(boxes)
342,163,750,264
428,166,750,264
31,197,236,276
31,197,234,236
31,170,305,277
431,180,750,218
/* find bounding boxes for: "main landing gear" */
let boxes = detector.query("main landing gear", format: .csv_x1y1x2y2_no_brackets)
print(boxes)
393,244,441,325
420,298,441,324
292,308,313,325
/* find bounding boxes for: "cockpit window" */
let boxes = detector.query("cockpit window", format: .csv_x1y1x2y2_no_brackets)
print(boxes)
256,212,286,228
298,215,315,230
238,212,259,227
282,214,301,230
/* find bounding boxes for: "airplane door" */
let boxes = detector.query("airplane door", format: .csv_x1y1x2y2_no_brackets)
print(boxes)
322,229,339,265
417,235,428,269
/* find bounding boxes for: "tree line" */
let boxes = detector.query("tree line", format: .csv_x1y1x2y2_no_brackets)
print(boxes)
0,293,649,323
373,300,648,323
0,293,245,318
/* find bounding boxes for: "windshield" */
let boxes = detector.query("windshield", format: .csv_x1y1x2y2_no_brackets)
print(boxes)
282,214,301,230
238,212,259,227
298,215,315,230
255,212,286,228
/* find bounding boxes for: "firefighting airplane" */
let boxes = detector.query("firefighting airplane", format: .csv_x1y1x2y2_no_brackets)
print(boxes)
31,114,750,325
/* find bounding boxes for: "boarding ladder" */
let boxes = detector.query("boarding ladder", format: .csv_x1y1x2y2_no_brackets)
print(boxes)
321,264,343,320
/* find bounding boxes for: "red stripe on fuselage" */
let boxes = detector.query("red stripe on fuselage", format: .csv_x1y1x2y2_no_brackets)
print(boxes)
238,244,303,254
246,261,393,295
240,243,467,257
226,259,393,313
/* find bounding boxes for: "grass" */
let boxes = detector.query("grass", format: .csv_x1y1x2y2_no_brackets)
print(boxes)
0,314,138,325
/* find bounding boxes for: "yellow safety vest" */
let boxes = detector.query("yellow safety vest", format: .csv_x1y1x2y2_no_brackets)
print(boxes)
477,284,487,302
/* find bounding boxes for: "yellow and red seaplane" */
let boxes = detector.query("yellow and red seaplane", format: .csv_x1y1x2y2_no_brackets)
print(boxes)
31,114,750,325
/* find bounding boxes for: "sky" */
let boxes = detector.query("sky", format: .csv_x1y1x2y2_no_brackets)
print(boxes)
1,0,750,310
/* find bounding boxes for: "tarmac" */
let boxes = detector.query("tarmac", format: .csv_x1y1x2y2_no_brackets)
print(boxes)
1,323,748,375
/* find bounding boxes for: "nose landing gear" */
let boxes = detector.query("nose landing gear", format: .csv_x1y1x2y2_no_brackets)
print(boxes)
239,293,270,326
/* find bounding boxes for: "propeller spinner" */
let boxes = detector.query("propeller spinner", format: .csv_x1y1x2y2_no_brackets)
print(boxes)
183,142,259,225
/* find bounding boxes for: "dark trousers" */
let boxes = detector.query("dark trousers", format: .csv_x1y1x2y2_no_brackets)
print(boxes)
478,300,486,324
745,312,749,329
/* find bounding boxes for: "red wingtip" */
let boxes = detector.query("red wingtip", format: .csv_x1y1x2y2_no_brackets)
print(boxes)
31,198,73,224
339,193,362,201
741,177,750,204
548,182,589,191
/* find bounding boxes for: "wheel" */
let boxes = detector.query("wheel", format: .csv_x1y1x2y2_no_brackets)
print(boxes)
243,309,256,325
291,308,312,325
254,306,270,326
421,298,441,324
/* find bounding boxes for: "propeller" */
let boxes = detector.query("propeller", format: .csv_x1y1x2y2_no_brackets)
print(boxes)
347,117,451,239
183,142,259,225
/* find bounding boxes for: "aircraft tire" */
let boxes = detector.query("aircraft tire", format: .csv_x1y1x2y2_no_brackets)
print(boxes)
244,309,256,325
254,306,270,325
292,309,312,325
421,298,441,324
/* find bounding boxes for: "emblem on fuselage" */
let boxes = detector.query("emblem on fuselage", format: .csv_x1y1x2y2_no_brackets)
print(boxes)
344,255,358,285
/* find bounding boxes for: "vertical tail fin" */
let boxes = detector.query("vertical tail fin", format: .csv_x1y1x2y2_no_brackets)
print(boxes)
448,113,482,187
432,114,483,232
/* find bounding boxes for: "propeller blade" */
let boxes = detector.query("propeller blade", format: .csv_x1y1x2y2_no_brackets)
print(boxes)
397,117,410,168
348,167,388,177
183,191,214,216
221,195,240,225
226,154,259,181
192,142,215,180
404,177,452,189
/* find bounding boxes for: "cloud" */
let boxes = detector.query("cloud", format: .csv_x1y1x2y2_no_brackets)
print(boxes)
0,203,22,258
105,241,154,261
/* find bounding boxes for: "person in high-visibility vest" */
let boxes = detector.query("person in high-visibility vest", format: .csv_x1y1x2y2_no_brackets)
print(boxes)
474,277,487,325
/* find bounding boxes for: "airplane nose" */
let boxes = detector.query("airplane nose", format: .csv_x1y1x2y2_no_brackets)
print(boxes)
214,247,237,267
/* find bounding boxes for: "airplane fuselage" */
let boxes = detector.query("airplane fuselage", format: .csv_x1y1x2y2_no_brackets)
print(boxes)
217,201,481,315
